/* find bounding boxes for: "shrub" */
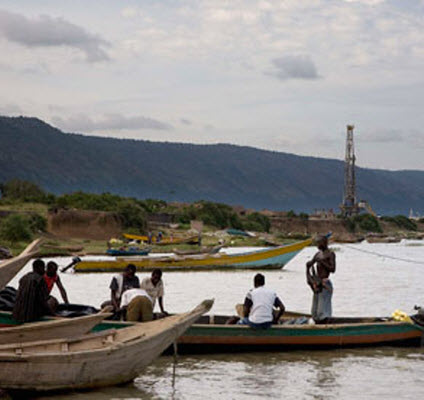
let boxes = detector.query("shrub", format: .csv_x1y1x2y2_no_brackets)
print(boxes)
244,212,271,232
0,214,33,242
298,212,309,220
115,200,147,230
381,215,417,231
28,214,47,232
350,214,382,233
1,179,48,203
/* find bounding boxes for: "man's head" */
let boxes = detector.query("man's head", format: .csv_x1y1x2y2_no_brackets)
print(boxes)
254,273,265,288
124,264,136,278
32,259,45,275
46,261,58,277
151,268,162,286
316,235,328,251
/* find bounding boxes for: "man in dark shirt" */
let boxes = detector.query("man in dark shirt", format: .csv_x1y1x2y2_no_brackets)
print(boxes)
13,259,52,323
109,264,140,310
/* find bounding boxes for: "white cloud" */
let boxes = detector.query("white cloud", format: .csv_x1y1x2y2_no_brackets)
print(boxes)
52,113,172,132
0,9,110,62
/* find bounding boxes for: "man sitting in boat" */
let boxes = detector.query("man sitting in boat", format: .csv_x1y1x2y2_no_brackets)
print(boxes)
140,268,168,316
120,288,153,322
44,261,69,311
109,264,140,310
237,273,285,329
12,259,52,322
306,235,336,323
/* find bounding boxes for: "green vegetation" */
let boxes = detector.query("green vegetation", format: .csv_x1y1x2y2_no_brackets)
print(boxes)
243,212,271,232
0,179,54,204
0,214,32,243
345,214,382,233
176,201,270,232
381,215,417,231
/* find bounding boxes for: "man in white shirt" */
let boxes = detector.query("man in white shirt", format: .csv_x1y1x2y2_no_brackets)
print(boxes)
140,269,167,315
120,288,153,322
238,273,285,329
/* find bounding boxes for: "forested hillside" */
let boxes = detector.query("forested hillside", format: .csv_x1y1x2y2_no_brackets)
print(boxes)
1,116,423,214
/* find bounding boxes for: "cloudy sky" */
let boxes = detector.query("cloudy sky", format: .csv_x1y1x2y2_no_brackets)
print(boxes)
1,0,423,170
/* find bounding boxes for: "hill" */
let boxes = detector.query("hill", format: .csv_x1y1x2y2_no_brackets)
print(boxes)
1,116,423,215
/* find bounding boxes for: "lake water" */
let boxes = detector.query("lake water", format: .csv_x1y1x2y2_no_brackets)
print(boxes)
7,240,424,399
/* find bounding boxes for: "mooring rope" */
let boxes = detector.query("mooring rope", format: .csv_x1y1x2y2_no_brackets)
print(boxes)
343,244,424,265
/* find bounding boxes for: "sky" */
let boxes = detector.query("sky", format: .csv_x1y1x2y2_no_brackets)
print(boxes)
0,0,423,170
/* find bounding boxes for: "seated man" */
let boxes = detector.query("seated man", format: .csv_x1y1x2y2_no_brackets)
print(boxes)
140,269,167,315
109,264,140,310
238,273,285,329
44,261,69,311
13,259,52,323
120,288,153,322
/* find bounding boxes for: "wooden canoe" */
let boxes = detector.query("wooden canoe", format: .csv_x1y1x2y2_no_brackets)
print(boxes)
0,299,213,392
123,233,200,245
175,313,424,353
0,311,111,345
73,239,312,273
0,239,43,291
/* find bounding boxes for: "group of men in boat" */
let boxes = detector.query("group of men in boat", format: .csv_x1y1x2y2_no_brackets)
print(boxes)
107,264,167,321
11,258,167,323
11,235,335,327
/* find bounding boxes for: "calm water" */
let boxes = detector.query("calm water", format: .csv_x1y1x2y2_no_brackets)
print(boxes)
7,240,424,399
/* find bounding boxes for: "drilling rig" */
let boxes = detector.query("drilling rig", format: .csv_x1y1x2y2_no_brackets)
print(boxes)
340,125,360,217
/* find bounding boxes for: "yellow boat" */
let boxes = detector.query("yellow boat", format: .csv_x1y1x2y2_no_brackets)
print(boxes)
73,239,312,273
123,233,200,245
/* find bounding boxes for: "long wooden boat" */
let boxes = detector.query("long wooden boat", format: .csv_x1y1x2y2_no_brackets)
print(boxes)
73,239,312,272
106,247,151,256
0,239,42,291
0,311,110,345
0,299,213,392
123,233,200,245
174,313,424,353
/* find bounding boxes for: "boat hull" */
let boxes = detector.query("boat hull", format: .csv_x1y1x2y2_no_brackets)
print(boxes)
0,312,109,345
0,300,213,391
177,321,423,353
73,239,312,272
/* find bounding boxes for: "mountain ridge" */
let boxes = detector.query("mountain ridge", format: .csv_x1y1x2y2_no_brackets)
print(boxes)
1,115,423,215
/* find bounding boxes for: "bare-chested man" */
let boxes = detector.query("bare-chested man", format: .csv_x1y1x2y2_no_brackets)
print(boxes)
306,235,336,323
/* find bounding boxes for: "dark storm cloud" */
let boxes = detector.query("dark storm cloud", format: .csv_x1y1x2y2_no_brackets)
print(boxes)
268,55,320,80
0,9,110,62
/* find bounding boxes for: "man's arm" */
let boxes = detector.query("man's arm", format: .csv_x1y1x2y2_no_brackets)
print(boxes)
243,297,253,318
326,252,336,273
306,252,318,269
158,296,168,315
274,297,285,322
56,276,69,304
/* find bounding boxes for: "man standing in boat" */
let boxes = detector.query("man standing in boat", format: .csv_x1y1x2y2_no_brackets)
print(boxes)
306,235,336,323
238,273,285,329
109,264,140,310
